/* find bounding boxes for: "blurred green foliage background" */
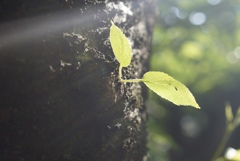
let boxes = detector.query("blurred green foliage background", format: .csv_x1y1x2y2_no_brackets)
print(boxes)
147,0,240,160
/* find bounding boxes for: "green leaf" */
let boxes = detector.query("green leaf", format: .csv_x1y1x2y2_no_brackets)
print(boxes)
142,71,200,109
225,103,234,123
235,107,240,126
110,21,132,67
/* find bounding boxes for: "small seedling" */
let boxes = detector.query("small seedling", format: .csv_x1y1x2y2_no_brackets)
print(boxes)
212,104,240,161
110,21,200,109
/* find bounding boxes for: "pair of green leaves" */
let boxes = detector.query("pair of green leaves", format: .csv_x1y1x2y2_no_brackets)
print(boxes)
110,21,200,109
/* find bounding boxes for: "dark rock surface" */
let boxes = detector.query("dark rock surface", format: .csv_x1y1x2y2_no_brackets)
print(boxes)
0,0,156,160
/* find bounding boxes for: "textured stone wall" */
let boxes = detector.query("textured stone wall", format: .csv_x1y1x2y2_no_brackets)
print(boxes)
0,0,156,161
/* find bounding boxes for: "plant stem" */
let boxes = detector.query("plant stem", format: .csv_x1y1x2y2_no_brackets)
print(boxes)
118,65,123,81
118,65,142,83
120,78,142,83
211,123,235,161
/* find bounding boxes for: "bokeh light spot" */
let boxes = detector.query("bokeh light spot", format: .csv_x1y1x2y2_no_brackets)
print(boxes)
189,12,207,25
207,0,222,5
180,116,200,138
234,46,240,59
226,52,238,64
225,147,237,159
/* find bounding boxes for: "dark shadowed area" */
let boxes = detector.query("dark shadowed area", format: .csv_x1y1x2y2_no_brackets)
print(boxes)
0,0,156,161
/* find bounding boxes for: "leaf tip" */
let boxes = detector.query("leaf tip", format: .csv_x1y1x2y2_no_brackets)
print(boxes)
195,105,201,109
189,100,200,109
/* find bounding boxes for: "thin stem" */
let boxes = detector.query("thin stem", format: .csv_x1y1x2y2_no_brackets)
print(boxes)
120,78,142,83
212,106,240,161
118,65,123,81
211,123,235,161
118,65,142,83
